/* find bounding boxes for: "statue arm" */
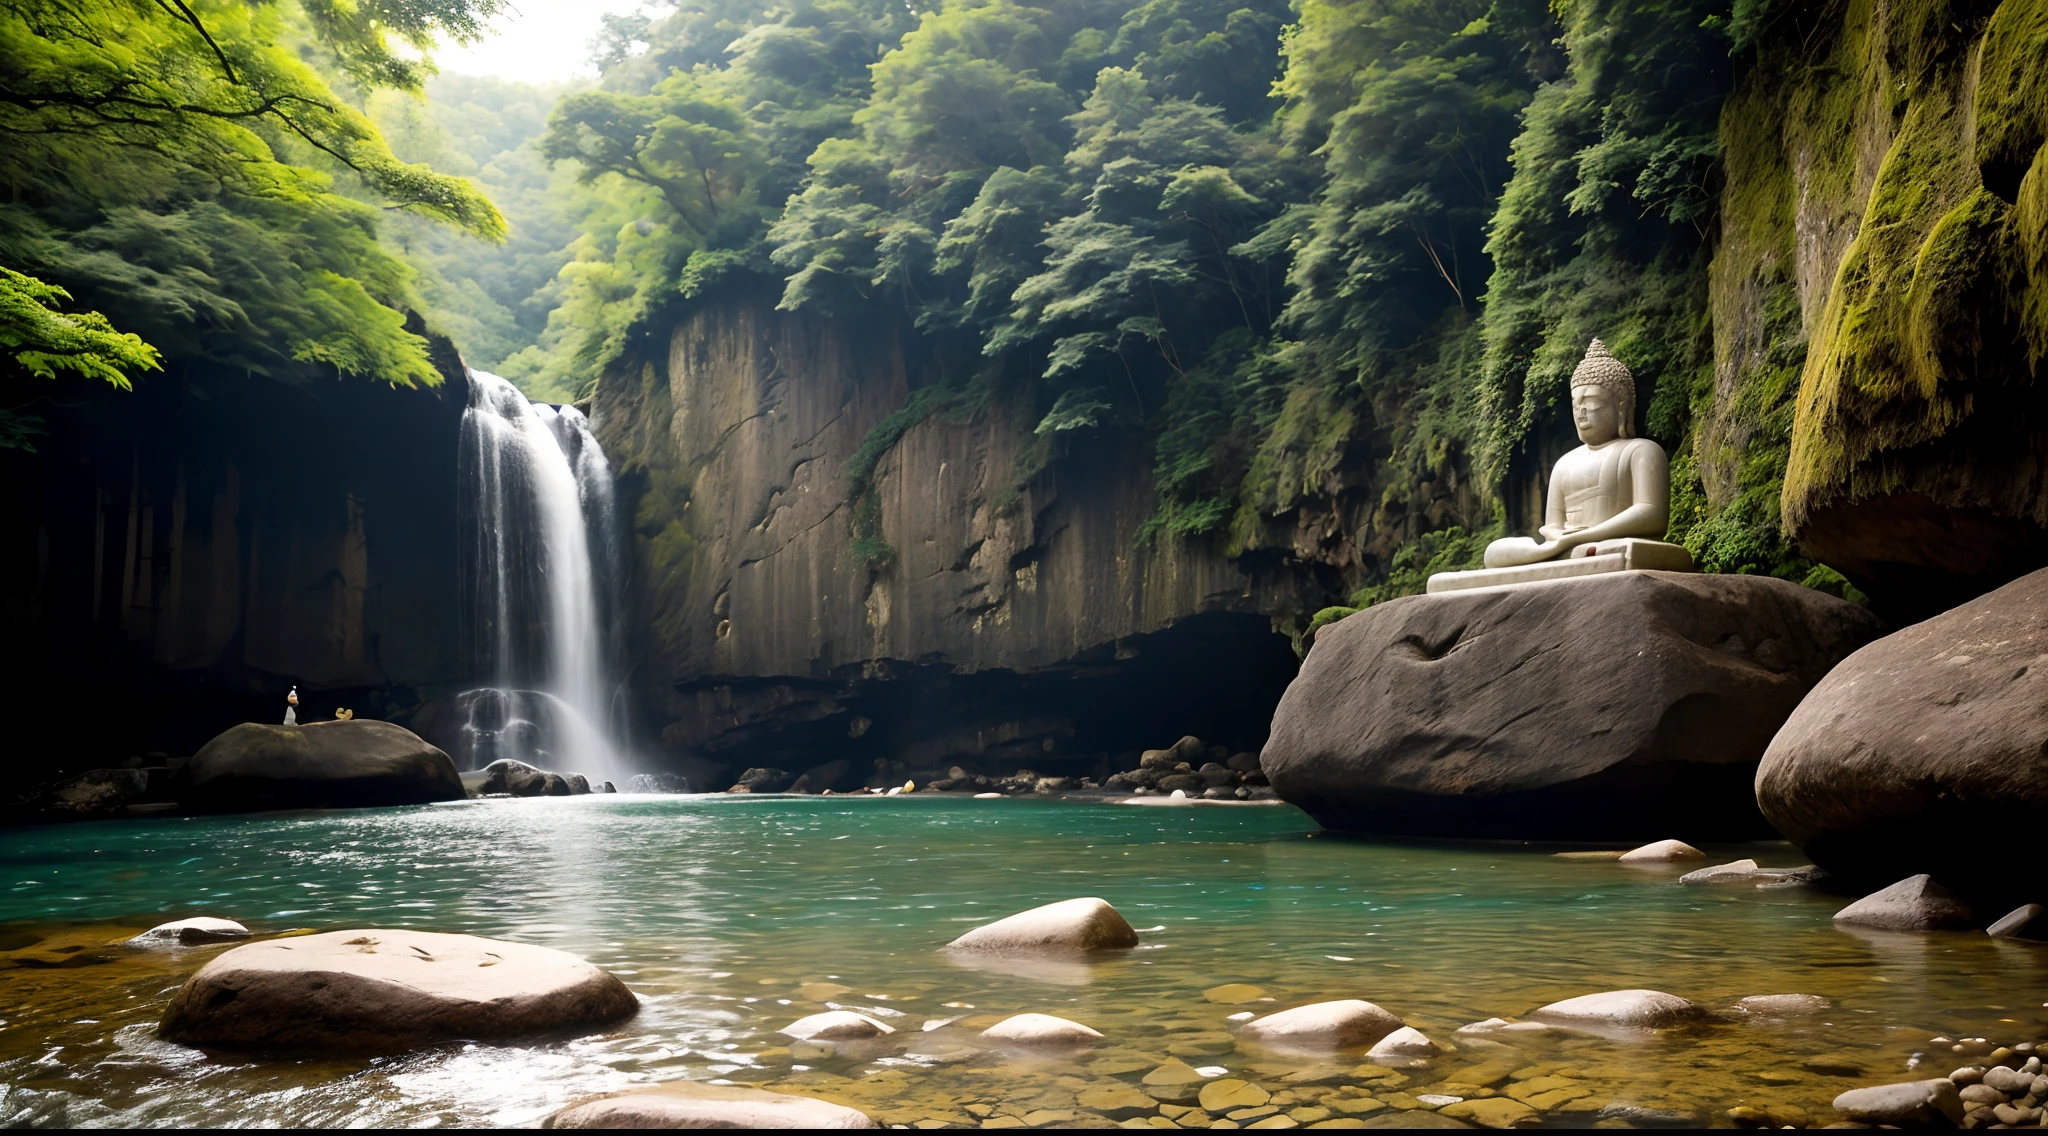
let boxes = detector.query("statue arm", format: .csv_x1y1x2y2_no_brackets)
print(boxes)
1536,468,1569,540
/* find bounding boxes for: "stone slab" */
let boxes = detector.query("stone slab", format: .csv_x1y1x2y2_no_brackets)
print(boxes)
1426,541,1695,594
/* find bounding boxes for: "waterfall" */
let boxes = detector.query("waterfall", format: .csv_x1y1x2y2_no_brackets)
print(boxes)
453,370,626,780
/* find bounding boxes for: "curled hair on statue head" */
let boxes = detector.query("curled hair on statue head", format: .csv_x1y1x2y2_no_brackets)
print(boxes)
1570,338,1636,438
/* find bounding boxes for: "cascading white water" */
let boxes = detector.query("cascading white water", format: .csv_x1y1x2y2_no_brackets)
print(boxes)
455,370,626,780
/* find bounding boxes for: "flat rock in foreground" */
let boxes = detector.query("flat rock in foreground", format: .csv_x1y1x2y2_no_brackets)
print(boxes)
1263,572,1881,839
544,1082,876,1129
159,929,637,1051
178,721,464,813
1757,567,2048,905
943,898,1138,954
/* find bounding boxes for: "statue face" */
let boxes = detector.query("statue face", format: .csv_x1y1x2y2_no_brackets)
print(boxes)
1571,385,1621,445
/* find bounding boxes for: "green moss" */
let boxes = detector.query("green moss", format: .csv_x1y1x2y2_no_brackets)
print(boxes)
1226,382,1357,554
846,384,955,568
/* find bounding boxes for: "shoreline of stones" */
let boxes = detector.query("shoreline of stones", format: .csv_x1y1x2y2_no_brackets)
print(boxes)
129,894,2048,1130
1586,838,2048,942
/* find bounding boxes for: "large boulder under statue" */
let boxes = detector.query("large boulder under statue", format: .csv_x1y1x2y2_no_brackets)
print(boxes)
177,720,464,812
1262,572,1882,839
1756,567,2048,906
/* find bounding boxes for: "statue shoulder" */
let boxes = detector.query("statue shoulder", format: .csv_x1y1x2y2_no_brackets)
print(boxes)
1618,436,1667,463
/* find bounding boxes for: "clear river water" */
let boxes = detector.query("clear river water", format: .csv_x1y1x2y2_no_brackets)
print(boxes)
0,795,2040,1128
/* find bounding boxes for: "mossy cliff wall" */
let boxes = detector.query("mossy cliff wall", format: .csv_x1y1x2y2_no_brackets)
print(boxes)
592,291,1323,778
1710,0,2048,617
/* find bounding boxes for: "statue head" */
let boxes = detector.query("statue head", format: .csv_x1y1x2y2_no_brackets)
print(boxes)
1569,338,1635,444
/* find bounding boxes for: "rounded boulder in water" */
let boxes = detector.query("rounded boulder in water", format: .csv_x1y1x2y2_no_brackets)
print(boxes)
158,929,637,1052
781,1010,894,1041
942,898,1139,955
1529,989,1705,1029
176,721,463,813
1238,999,1404,1049
543,1082,876,1129
978,1012,1104,1048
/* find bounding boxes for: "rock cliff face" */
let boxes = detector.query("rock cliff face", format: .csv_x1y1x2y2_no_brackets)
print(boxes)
1707,0,2048,621
592,291,1314,778
0,352,472,770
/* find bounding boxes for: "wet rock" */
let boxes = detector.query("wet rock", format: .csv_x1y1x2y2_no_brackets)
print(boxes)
1198,1079,1271,1111
1832,1079,1966,1126
1678,859,1760,884
1756,567,2048,905
1076,1085,1155,1117
1595,1103,1701,1127
622,772,688,793
1736,993,1830,1016
1617,839,1706,863
979,1013,1102,1047
1240,1000,1404,1050
1529,990,1705,1029
543,1081,877,1129
781,1010,894,1040
598,781,616,793
790,759,851,794
127,917,251,946
1831,874,1978,932
1157,774,1202,794
942,898,1139,955
158,928,636,1051
1980,1066,2034,1094
41,769,149,817
1170,736,1207,763
564,774,590,794
178,722,464,812
1957,1082,2006,1105
1366,1026,1440,1059
733,767,794,793
1987,903,2048,941
1264,572,1879,839
1437,1098,1536,1128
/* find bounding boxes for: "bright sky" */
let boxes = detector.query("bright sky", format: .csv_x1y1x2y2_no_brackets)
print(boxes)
434,0,651,83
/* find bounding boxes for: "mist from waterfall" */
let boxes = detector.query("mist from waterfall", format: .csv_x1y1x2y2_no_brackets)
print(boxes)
455,370,627,781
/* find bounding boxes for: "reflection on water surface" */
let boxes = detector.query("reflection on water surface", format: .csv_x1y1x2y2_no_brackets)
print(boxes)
0,795,2039,1127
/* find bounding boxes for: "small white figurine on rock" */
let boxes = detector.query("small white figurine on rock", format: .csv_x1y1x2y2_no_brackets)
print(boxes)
283,686,299,726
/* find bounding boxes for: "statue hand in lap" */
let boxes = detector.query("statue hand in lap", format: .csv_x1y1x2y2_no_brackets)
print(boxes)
1484,340,1671,569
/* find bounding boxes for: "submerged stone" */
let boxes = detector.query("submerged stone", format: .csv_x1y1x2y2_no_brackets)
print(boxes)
1366,1026,1440,1059
1987,903,2048,941
543,1081,876,1129
158,929,636,1051
1736,993,1830,1016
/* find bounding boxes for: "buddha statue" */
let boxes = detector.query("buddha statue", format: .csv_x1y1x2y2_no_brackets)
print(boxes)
1428,340,1692,593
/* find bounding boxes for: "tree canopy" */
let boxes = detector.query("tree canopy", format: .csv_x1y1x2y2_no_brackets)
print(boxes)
0,0,509,442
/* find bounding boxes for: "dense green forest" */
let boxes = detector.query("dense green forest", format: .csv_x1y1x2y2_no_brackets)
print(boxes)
22,0,2035,608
